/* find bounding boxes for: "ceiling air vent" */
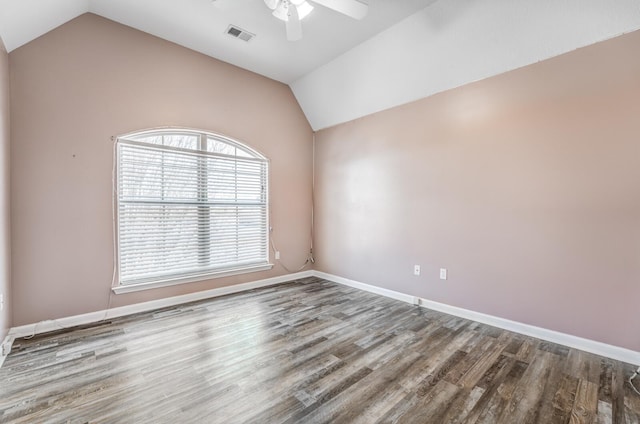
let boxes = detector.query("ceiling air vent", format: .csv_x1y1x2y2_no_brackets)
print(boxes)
226,25,255,42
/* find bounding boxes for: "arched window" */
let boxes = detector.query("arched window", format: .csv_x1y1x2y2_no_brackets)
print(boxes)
114,129,271,293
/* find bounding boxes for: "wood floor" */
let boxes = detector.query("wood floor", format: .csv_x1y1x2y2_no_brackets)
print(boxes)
1,277,639,423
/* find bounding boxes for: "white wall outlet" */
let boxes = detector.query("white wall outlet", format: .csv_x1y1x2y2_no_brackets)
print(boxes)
275,251,280,260
0,293,3,312
440,268,448,280
414,265,421,276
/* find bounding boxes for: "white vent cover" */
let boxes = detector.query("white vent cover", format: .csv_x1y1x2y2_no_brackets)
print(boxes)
226,25,255,42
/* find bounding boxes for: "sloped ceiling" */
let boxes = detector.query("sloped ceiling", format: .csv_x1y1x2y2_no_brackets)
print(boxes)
0,0,434,82
1,0,640,130
292,0,640,130
0,0,90,52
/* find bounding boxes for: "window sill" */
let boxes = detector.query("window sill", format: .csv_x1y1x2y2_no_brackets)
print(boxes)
112,263,274,294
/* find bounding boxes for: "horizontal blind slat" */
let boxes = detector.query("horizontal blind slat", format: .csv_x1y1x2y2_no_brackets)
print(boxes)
117,137,269,285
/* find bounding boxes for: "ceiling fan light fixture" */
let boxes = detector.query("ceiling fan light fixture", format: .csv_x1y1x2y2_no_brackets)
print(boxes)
296,1,314,19
273,0,313,22
264,0,279,10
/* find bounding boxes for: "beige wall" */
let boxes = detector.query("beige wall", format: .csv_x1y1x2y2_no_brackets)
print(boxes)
8,11,640,354
314,31,640,351
0,36,10,341
9,14,313,326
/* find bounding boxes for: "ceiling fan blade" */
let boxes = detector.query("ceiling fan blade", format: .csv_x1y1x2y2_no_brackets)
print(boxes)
286,3,302,41
264,0,280,10
312,0,368,20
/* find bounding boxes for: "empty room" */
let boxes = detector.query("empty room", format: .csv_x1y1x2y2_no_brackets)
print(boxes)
1,0,639,422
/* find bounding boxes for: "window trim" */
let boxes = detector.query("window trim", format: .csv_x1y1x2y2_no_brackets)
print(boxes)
113,128,272,294
111,263,273,294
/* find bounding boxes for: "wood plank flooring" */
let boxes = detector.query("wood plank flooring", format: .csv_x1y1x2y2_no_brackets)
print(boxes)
1,277,639,423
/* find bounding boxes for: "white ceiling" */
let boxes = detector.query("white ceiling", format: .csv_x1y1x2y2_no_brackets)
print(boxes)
0,0,435,83
1,0,640,131
293,0,640,130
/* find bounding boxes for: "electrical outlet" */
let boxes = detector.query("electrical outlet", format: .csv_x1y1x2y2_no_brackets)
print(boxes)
275,251,280,260
0,293,3,312
413,265,421,276
440,268,448,280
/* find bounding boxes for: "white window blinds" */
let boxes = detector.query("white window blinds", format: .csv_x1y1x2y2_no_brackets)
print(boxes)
116,131,269,286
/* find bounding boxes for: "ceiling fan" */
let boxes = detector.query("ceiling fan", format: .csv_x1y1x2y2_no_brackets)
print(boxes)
264,0,368,41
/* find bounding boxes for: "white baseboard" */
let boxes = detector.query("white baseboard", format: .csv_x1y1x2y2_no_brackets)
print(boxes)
8,270,313,341
5,269,639,368
314,271,640,366
0,333,14,369
314,271,416,304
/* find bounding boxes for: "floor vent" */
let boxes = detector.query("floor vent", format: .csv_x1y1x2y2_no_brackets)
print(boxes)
226,25,255,42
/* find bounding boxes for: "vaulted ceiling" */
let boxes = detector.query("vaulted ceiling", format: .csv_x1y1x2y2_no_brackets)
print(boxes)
1,0,640,130
0,0,434,82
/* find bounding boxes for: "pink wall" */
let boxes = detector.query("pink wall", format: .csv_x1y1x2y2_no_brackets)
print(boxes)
314,31,640,351
0,37,10,341
9,14,313,326
8,11,640,354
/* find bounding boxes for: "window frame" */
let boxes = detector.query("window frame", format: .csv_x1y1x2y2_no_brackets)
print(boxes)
112,128,272,294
